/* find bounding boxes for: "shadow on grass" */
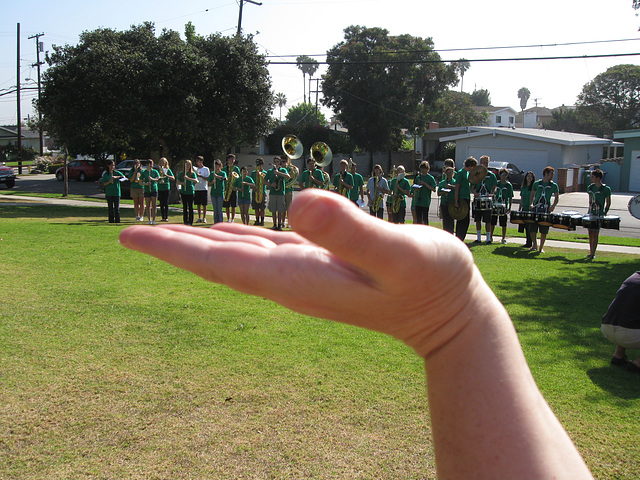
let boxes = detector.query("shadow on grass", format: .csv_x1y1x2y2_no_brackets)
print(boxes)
0,204,126,221
586,367,640,400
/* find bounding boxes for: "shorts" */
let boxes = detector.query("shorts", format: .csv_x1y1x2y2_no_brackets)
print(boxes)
194,190,208,206
529,223,549,235
473,207,492,224
601,324,640,349
238,198,251,205
252,198,266,210
284,191,293,209
491,214,507,227
144,191,158,198
269,194,286,213
223,191,237,208
130,188,144,199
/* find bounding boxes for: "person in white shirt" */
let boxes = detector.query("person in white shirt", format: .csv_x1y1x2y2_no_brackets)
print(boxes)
194,156,210,223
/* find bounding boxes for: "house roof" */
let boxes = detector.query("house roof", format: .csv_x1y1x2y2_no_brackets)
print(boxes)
439,127,621,146
613,129,640,140
0,126,41,140
523,107,553,116
473,106,517,114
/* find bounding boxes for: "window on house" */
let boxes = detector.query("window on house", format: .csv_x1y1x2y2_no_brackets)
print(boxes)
509,116,514,124
496,115,502,123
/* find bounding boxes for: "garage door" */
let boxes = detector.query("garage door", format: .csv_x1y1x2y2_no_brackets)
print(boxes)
467,147,549,176
630,150,640,192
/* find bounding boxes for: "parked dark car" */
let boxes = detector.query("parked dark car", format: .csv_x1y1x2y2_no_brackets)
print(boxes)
487,161,524,188
97,159,151,198
0,163,16,188
55,160,103,182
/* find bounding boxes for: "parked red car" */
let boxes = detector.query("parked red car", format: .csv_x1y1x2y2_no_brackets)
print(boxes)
0,162,16,188
55,160,102,182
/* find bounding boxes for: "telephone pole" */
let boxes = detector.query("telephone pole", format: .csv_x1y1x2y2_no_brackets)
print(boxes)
237,0,262,36
28,32,45,156
16,23,22,174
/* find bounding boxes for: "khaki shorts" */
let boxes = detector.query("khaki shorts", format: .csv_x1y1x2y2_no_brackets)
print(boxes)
130,188,144,199
269,194,286,213
601,324,640,349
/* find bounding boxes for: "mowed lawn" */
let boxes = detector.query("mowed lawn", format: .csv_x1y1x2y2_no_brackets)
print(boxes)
1,203,639,479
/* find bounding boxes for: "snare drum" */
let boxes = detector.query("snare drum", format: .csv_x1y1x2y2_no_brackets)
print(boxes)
551,213,572,230
492,202,507,216
473,196,493,211
582,215,600,229
537,212,554,226
522,211,537,223
600,215,620,230
510,210,525,224
570,214,583,228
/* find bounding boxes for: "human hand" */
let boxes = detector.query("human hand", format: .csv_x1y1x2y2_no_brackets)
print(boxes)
119,190,479,358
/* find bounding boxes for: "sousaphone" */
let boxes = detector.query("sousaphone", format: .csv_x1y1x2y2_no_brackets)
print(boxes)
310,142,333,167
281,135,302,188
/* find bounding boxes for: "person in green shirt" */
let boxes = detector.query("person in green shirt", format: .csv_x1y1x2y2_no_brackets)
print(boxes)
208,159,227,224
299,158,325,189
177,159,198,225
265,156,289,230
157,157,174,223
472,155,498,243
454,156,478,242
413,161,437,225
529,166,559,253
586,168,612,260
128,159,145,222
223,154,241,223
332,159,354,199
348,161,365,205
141,158,160,225
493,168,514,244
250,158,267,226
237,165,254,225
519,171,536,249
389,165,412,224
100,159,125,223
438,166,456,234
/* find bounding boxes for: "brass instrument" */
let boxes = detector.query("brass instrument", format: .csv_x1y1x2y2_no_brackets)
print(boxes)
322,170,330,189
310,142,332,167
392,174,403,214
255,171,265,203
284,163,299,190
224,168,239,202
281,135,302,189
372,174,384,211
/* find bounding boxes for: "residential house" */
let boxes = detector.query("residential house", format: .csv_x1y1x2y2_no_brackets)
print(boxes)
472,106,517,128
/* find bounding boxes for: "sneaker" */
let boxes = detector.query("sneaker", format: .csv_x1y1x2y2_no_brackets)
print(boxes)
485,240,492,244
501,239,507,244
151,221,156,225
253,221,260,226
196,218,203,223
472,240,482,244
147,221,153,225
202,218,207,223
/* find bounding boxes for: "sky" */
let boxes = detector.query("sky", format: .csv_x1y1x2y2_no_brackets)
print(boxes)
1,0,640,126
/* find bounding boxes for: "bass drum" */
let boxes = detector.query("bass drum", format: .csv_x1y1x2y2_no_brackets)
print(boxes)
510,210,525,224
600,215,620,230
629,194,640,220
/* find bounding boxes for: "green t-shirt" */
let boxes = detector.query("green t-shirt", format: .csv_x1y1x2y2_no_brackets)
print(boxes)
250,170,267,200
141,168,159,194
283,166,295,193
532,180,559,210
208,170,227,197
101,170,124,197
333,171,354,196
413,173,436,207
389,177,411,208
438,178,456,207
265,167,287,195
178,171,197,195
587,183,611,215
237,175,254,201
473,171,497,196
300,168,325,189
495,181,514,208
348,173,364,202
454,168,471,200
157,168,173,191
128,167,144,190
520,184,533,211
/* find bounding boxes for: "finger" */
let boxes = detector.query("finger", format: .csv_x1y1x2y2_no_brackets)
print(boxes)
208,222,310,245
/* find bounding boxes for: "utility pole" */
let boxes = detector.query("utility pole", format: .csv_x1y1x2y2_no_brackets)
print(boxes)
16,23,22,174
310,78,322,125
237,0,262,36
28,32,45,156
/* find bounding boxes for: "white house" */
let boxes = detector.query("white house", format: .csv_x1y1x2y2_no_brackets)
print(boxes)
473,106,517,128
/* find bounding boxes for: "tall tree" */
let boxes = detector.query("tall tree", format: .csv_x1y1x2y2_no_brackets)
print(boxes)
38,23,274,161
322,26,456,152
453,59,470,92
471,88,491,106
284,102,327,127
517,87,531,111
576,64,640,137
429,90,488,127
296,55,319,104
275,93,287,123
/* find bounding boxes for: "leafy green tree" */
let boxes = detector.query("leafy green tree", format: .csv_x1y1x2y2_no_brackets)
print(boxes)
322,26,456,152
275,93,287,123
576,64,640,137
429,90,488,127
542,107,584,133
38,23,273,162
471,88,491,106
518,87,531,111
284,102,327,127
453,59,470,92
296,55,319,104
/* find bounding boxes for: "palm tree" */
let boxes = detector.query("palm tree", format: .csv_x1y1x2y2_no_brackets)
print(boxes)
518,87,531,112
454,59,470,92
275,93,287,123
296,55,319,103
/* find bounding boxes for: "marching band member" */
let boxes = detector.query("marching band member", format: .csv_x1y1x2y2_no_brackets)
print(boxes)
386,165,397,222
265,156,289,230
250,158,267,226
208,159,227,224
194,156,210,224
237,165,254,226
157,157,174,223
529,166,559,253
348,161,365,205
141,158,160,225
389,165,411,224
176,159,197,225
281,156,295,228
437,166,456,234
413,161,437,225
586,168,611,260
454,157,477,242
366,164,390,219
128,159,145,222
472,155,497,244
494,168,514,245
299,157,324,189
100,159,124,223
223,154,241,223
332,159,354,198
520,172,536,249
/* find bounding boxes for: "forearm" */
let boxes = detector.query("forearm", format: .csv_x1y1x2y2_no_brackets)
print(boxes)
424,269,592,479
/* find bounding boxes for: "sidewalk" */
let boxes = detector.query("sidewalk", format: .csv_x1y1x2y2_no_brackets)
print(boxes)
2,193,640,255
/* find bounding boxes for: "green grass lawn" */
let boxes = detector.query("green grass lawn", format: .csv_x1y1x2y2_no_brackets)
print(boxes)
1,204,639,479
